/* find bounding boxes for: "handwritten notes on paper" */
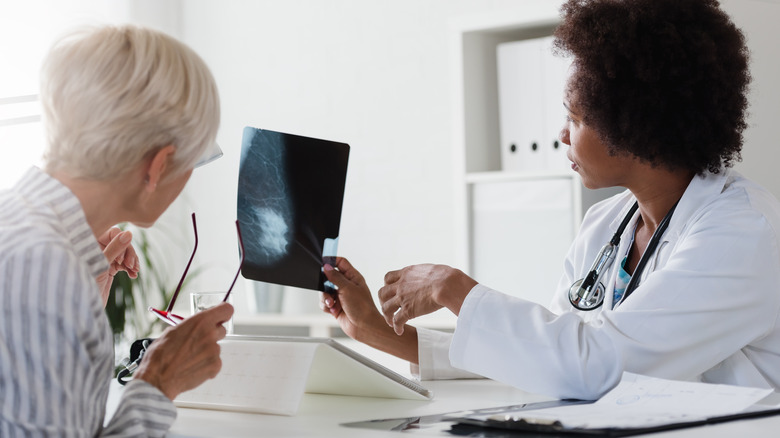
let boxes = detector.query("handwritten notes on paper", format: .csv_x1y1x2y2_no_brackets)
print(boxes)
478,372,774,429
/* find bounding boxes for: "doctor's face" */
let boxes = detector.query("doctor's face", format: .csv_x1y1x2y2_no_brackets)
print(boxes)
560,95,633,190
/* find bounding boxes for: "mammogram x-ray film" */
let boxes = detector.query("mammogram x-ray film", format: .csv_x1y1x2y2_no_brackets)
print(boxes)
237,127,349,292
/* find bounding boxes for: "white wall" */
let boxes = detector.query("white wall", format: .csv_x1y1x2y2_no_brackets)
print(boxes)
0,0,132,189
723,0,780,196
178,0,780,317
4,1,778,317
178,0,554,315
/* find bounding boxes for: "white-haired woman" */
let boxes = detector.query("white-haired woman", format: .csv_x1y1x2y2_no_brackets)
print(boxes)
0,25,232,436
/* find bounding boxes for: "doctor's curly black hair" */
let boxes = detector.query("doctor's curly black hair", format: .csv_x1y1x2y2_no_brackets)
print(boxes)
553,0,750,174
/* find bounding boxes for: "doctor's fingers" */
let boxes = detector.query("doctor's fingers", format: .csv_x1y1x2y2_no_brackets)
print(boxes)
391,305,412,336
319,291,342,317
383,268,403,286
378,286,401,325
333,257,368,286
324,263,352,289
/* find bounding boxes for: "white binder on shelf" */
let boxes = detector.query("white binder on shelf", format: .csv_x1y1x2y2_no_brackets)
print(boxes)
497,36,571,173
497,38,546,172
541,37,572,172
174,335,432,416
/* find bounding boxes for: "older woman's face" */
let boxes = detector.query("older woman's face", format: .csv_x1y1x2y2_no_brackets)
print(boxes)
132,168,194,228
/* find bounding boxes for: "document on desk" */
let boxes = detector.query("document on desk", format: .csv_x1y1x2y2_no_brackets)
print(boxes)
460,372,776,431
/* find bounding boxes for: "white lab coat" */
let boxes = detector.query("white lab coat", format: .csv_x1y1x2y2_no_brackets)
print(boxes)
417,169,780,400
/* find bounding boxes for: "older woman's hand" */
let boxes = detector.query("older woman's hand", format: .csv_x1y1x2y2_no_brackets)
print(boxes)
379,264,477,335
96,227,140,306
133,302,234,400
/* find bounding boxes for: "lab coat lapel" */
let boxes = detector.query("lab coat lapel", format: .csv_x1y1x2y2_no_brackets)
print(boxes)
645,169,731,273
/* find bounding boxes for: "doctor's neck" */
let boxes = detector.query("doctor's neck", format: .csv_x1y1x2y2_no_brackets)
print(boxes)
627,166,695,231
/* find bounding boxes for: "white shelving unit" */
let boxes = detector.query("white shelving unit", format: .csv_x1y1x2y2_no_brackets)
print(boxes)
450,6,623,305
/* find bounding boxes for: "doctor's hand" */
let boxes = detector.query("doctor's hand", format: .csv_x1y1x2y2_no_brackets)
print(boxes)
379,264,477,335
320,257,387,342
133,302,233,401
321,257,420,364
96,227,140,307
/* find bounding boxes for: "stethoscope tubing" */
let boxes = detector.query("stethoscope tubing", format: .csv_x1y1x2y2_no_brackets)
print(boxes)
568,200,678,310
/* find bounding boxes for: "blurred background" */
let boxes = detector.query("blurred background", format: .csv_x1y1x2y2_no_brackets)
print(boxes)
2,0,778,338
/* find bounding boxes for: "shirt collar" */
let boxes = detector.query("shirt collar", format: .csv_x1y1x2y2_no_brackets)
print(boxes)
607,169,731,242
15,167,109,279
666,169,731,237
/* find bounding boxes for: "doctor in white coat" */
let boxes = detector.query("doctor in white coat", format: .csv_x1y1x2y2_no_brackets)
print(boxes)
321,0,780,400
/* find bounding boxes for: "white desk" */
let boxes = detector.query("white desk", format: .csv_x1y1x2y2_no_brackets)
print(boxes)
107,339,780,437
107,377,780,437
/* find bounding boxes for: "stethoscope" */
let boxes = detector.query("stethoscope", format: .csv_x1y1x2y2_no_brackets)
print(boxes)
568,200,678,311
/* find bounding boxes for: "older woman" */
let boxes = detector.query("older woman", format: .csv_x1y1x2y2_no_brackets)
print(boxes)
322,0,780,400
0,26,232,436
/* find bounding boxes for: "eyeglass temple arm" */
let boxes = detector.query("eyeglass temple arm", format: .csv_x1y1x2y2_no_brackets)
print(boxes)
166,213,198,313
224,220,244,303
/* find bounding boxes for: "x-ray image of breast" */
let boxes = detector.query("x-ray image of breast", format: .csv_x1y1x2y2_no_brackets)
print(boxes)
237,127,349,292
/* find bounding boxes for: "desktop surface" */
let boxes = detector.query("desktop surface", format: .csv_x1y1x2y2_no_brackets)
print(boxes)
106,339,780,437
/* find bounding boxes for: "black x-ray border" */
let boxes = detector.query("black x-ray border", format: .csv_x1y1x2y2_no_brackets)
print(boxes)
237,127,349,292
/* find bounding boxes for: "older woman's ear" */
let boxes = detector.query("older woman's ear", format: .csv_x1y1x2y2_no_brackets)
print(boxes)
145,145,177,192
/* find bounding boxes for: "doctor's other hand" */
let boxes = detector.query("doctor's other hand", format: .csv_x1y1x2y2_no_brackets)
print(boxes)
132,302,233,400
379,264,477,335
320,257,387,342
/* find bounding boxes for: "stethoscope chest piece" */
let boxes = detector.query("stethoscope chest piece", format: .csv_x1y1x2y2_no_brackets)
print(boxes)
569,277,605,310
567,199,678,311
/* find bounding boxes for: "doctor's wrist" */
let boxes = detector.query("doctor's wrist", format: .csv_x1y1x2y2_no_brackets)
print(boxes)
434,268,477,316
356,319,419,364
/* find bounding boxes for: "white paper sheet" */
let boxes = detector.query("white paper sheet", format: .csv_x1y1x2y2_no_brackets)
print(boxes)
484,372,774,429
175,341,318,416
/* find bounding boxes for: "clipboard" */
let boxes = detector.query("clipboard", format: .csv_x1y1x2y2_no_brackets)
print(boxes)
450,404,780,437
343,373,780,436
447,374,780,437
174,335,432,416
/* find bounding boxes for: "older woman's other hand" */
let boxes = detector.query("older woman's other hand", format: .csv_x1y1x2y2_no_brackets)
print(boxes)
320,257,386,342
96,227,140,306
379,264,477,335
133,302,234,400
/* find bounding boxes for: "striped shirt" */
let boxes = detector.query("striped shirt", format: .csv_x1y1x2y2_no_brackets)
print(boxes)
0,167,176,437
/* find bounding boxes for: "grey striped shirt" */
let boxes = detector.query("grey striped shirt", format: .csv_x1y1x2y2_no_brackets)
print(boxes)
1,167,176,437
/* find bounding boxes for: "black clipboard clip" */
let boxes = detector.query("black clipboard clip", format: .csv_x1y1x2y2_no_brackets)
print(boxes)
448,404,780,437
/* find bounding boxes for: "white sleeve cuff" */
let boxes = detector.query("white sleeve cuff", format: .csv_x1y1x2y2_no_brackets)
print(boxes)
412,298,485,380
449,284,491,371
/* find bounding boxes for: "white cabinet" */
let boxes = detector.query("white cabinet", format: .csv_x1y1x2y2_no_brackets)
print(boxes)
470,175,576,305
497,36,571,173
451,8,622,306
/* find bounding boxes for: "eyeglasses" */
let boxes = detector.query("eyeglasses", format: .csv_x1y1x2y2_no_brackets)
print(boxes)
195,143,223,168
148,212,244,326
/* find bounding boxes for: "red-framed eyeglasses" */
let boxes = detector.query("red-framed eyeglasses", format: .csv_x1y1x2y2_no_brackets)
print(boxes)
148,213,244,326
